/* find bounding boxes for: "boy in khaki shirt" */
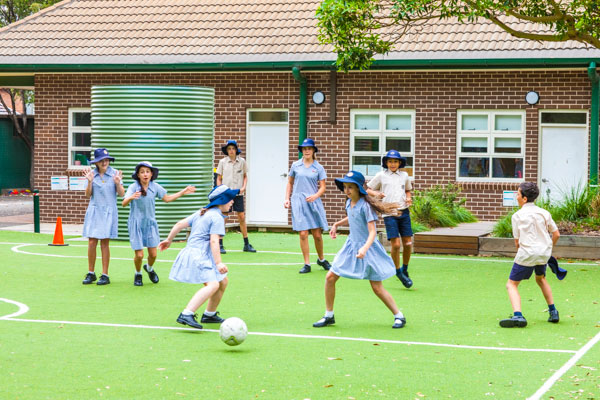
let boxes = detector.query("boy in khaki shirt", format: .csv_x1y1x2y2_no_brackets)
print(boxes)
500,182,560,328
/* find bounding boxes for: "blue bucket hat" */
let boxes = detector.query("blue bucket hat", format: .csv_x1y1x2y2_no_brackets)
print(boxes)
548,256,567,280
298,138,319,153
335,171,368,195
90,148,115,164
205,185,240,209
221,140,242,155
132,161,159,181
382,149,406,169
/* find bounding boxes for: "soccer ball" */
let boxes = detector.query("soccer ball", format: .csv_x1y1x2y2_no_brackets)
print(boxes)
219,317,248,346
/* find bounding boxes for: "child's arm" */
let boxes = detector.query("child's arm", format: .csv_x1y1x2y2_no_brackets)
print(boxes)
405,190,412,207
357,220,377,259
210,234,228,274
83,168,94,198
366,187,385,199
284,176,294,208
329,216,349,239
551,229,560,245
122,191,141,207
240,173,248,195
114,170,125,197
163,185,196,203
306,180,326,202
216,174,223,186
158,219,190,251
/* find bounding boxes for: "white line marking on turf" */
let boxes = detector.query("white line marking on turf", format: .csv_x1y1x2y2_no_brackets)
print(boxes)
0,298,576,354
3,242,599,266
527,329,600,400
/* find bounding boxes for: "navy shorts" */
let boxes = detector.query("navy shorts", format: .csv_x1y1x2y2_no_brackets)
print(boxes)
509,263,547,281
383,209,413,239
228,195,245,213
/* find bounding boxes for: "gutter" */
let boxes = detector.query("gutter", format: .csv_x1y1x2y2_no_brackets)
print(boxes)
588,62,599,184
292,66,307,159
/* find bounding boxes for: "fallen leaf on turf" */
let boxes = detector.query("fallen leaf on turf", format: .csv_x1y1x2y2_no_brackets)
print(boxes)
416,392,425,397
156,368,166,371
579,366,597,370
373,343,380,346
323,384,333,388
327,357,342,360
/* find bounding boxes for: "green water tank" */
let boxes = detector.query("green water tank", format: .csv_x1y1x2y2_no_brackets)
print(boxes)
91,86,214,240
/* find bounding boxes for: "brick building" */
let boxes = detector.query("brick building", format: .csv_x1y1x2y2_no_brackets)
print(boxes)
0,0,599,227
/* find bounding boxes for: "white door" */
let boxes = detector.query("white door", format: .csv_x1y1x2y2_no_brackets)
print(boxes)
540,126,587,203
247,120,289,225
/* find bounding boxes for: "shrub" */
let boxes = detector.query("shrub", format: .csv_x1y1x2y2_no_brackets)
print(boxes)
412,183,477,229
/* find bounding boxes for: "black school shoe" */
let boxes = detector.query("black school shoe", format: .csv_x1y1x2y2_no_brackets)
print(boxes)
313,315,335,327
220,245,226,254
82,272,96,285
243,243,257,252
393,317,407,329
548,309,560,323
134,274,143,286
396,269,413,288
96,274,110,285
201,311,224,323
176,313,203,329
499,315,527,328
317,259,331,270
143,264,159,283
299,264,311,274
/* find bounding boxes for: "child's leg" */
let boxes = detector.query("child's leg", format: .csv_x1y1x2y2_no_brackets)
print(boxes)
325,271,339,311
185,281,220,313
133,249,144,272
535,274,555,306
506,279,522,312
299,230,310,264
238,211,248,238
205,277,229,312
99,239,110,275
147,247,157,267
369,280,400,314
401,236,412,266
311,228,324,260
389,238,402,270
87,238,98,272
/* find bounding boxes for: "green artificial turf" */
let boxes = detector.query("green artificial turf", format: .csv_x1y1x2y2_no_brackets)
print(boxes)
1,231,599,399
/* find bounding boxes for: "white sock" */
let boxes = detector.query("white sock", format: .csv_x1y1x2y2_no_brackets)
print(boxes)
182,309,194,315
135,271,142,276
394,312,404,319
203,310,216,316
319,258,325,263
145,265,154,272
325,310,334,318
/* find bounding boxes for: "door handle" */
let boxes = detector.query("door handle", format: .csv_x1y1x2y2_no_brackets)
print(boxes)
280,173,288,178
542,178,549,183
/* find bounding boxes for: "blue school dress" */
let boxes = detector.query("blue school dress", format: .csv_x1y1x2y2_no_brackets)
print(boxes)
330,198,396,281
82,166,119,239
169,208,227,284
125,181,167,250
288,159,328,231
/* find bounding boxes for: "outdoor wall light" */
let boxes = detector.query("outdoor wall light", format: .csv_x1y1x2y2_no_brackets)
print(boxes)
525,91,540,105
312,91,325,105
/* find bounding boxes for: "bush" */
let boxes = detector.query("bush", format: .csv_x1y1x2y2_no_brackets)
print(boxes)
411,183,477,229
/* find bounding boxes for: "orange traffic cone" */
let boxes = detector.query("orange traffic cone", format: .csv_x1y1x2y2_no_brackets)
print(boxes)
48,217,69,246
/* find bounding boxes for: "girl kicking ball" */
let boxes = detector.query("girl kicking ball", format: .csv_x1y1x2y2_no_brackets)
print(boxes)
313,171,406,329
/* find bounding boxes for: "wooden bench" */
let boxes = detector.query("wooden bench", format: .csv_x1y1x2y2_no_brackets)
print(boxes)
414,233,479,255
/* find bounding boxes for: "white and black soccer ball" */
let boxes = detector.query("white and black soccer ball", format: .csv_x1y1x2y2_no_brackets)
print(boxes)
219,317,248,346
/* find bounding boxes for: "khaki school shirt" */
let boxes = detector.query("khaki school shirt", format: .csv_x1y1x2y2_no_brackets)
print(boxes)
216,156,248,190
366,169,412,216
511,203,558,266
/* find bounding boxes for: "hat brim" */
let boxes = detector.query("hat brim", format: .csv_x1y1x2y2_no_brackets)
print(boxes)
132,164,159,181
548,256,567,280
205,188,240,209
90,155,115,164
298,145,319,153
335,177,367,195
221,144,241,155
382,156,406,169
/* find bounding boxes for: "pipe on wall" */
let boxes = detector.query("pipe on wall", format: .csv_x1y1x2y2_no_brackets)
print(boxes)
292,66,307,159
588,62,599,184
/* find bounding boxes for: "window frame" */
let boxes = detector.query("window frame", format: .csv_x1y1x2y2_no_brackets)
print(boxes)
68,108,92,169
456,110,526,182
350,109,416,178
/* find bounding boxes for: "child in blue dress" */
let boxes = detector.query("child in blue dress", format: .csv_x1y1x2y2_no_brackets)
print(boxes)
122,161,195,286
158,185,239,330
313,171,406,329
81,148,125,286
284,138,331,273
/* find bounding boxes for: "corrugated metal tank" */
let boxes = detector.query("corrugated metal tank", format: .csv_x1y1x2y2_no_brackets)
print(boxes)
91,86,214,240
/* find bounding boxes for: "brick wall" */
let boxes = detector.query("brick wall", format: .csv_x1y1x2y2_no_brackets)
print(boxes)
34,70,592,225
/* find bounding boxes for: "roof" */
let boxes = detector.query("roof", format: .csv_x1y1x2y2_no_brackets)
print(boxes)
0,0,599,70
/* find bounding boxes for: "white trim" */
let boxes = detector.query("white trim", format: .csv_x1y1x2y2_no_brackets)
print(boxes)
67,107,92,169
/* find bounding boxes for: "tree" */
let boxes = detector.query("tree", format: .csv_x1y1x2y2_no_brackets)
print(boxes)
317,0,600,71
1,0,62,188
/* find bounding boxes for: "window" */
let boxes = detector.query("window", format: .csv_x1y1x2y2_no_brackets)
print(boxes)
457,110,525,181
68,108,92,168
350,110,415,177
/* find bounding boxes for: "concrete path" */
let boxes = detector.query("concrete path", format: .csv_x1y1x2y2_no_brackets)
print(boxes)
416,221,495,237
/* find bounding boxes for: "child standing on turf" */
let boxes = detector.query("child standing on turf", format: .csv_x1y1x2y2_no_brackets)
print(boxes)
366,149,413,288
500,181,560,328
122,161,195,286
158,185,239,330
216,140,256,254
284,138,331,274
81,148,125,286
313,171,406,329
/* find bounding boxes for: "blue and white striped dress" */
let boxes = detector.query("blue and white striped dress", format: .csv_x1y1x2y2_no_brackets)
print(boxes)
125,181,167,250
82,166,119,239
288,159,329,231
